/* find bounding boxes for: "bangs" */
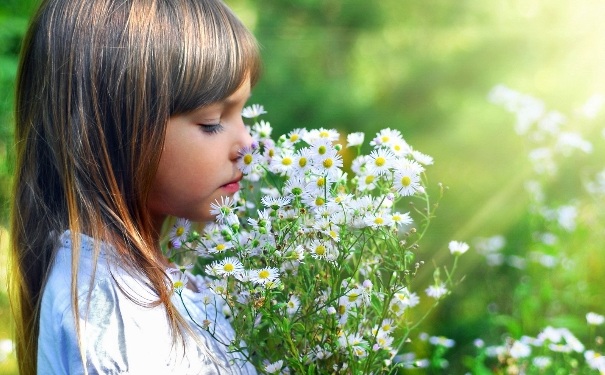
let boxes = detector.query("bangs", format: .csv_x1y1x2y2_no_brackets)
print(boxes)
162,0,261,115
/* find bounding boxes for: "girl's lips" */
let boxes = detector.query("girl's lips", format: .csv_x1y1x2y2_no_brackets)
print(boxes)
221,180,241,193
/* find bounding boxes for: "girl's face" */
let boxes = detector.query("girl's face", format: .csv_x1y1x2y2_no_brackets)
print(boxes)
147,78,253,230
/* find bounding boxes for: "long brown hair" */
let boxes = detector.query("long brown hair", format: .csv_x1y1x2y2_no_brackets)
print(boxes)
9,0,260,373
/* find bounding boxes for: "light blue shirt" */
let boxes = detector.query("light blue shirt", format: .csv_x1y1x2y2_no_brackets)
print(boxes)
37,231,257,374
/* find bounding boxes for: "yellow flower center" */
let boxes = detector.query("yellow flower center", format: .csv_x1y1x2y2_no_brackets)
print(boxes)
381,136,390,143
315,245,326,255
282,157,292,166
243,154,253,165
268,149,275,157
216,244,226,252
365,175,374,184
298,157,307,167
318,145,327,155
348,293,359,303
290,134,299,142
173,280,184,290
258,269,270,279
374,217,384,225
401,176,411,187
320,130,330,138
315,197,325,206
176,227,185,236
316,177,325,187
323,158,333,168
223,263,234,272
375,157,386,167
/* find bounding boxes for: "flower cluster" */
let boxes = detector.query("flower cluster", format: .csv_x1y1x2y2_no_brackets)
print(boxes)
166,105,464,373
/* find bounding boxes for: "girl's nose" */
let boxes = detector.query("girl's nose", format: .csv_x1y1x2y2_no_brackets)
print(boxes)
232,116,254,160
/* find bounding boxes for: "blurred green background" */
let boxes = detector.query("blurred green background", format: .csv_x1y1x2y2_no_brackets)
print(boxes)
2,0,605,373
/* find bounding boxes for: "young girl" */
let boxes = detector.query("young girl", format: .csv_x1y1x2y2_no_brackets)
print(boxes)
9,0,260,373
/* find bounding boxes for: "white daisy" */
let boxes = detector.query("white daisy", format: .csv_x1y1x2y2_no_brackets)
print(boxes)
346,132,365,148
364,212,393,228
370,128,403,147
250,267,280,285
264,360,284,374
304,127,340,143
270,148,296,175
448,240,469,255
286,295,301,316
411,149,434,165
241,104,266,118
169,218,190,248
307,239,335,261
283,128,307,147
426,283,448,299
252,120,272,139
394,168,421,196
587,312,605,326
367,148,394,175
391,211,413,228
237,145,259,174
356,172,378,192
213,257,244,278
209,196,237,223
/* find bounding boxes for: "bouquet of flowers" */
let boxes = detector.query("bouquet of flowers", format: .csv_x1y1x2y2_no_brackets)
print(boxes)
166,105,466,374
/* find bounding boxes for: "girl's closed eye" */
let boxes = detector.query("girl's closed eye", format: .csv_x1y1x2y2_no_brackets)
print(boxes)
200,123,224,134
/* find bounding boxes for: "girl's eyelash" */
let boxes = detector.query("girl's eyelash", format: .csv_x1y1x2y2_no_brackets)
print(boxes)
200,123,224,134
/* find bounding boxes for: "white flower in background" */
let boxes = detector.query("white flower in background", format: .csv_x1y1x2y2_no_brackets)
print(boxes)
585,350,605,373
0,339,14,362
587,312,605,326
528,147,556,175
241,104,266,118
448,241,469,255
532,356,552,370
346,132,365,147
264,359,284,374
536,110,565,136
555,131,593,155
286,295,301,316
509,341,531,359
426,283,448,299
579,94,604,119
429,336,455,348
